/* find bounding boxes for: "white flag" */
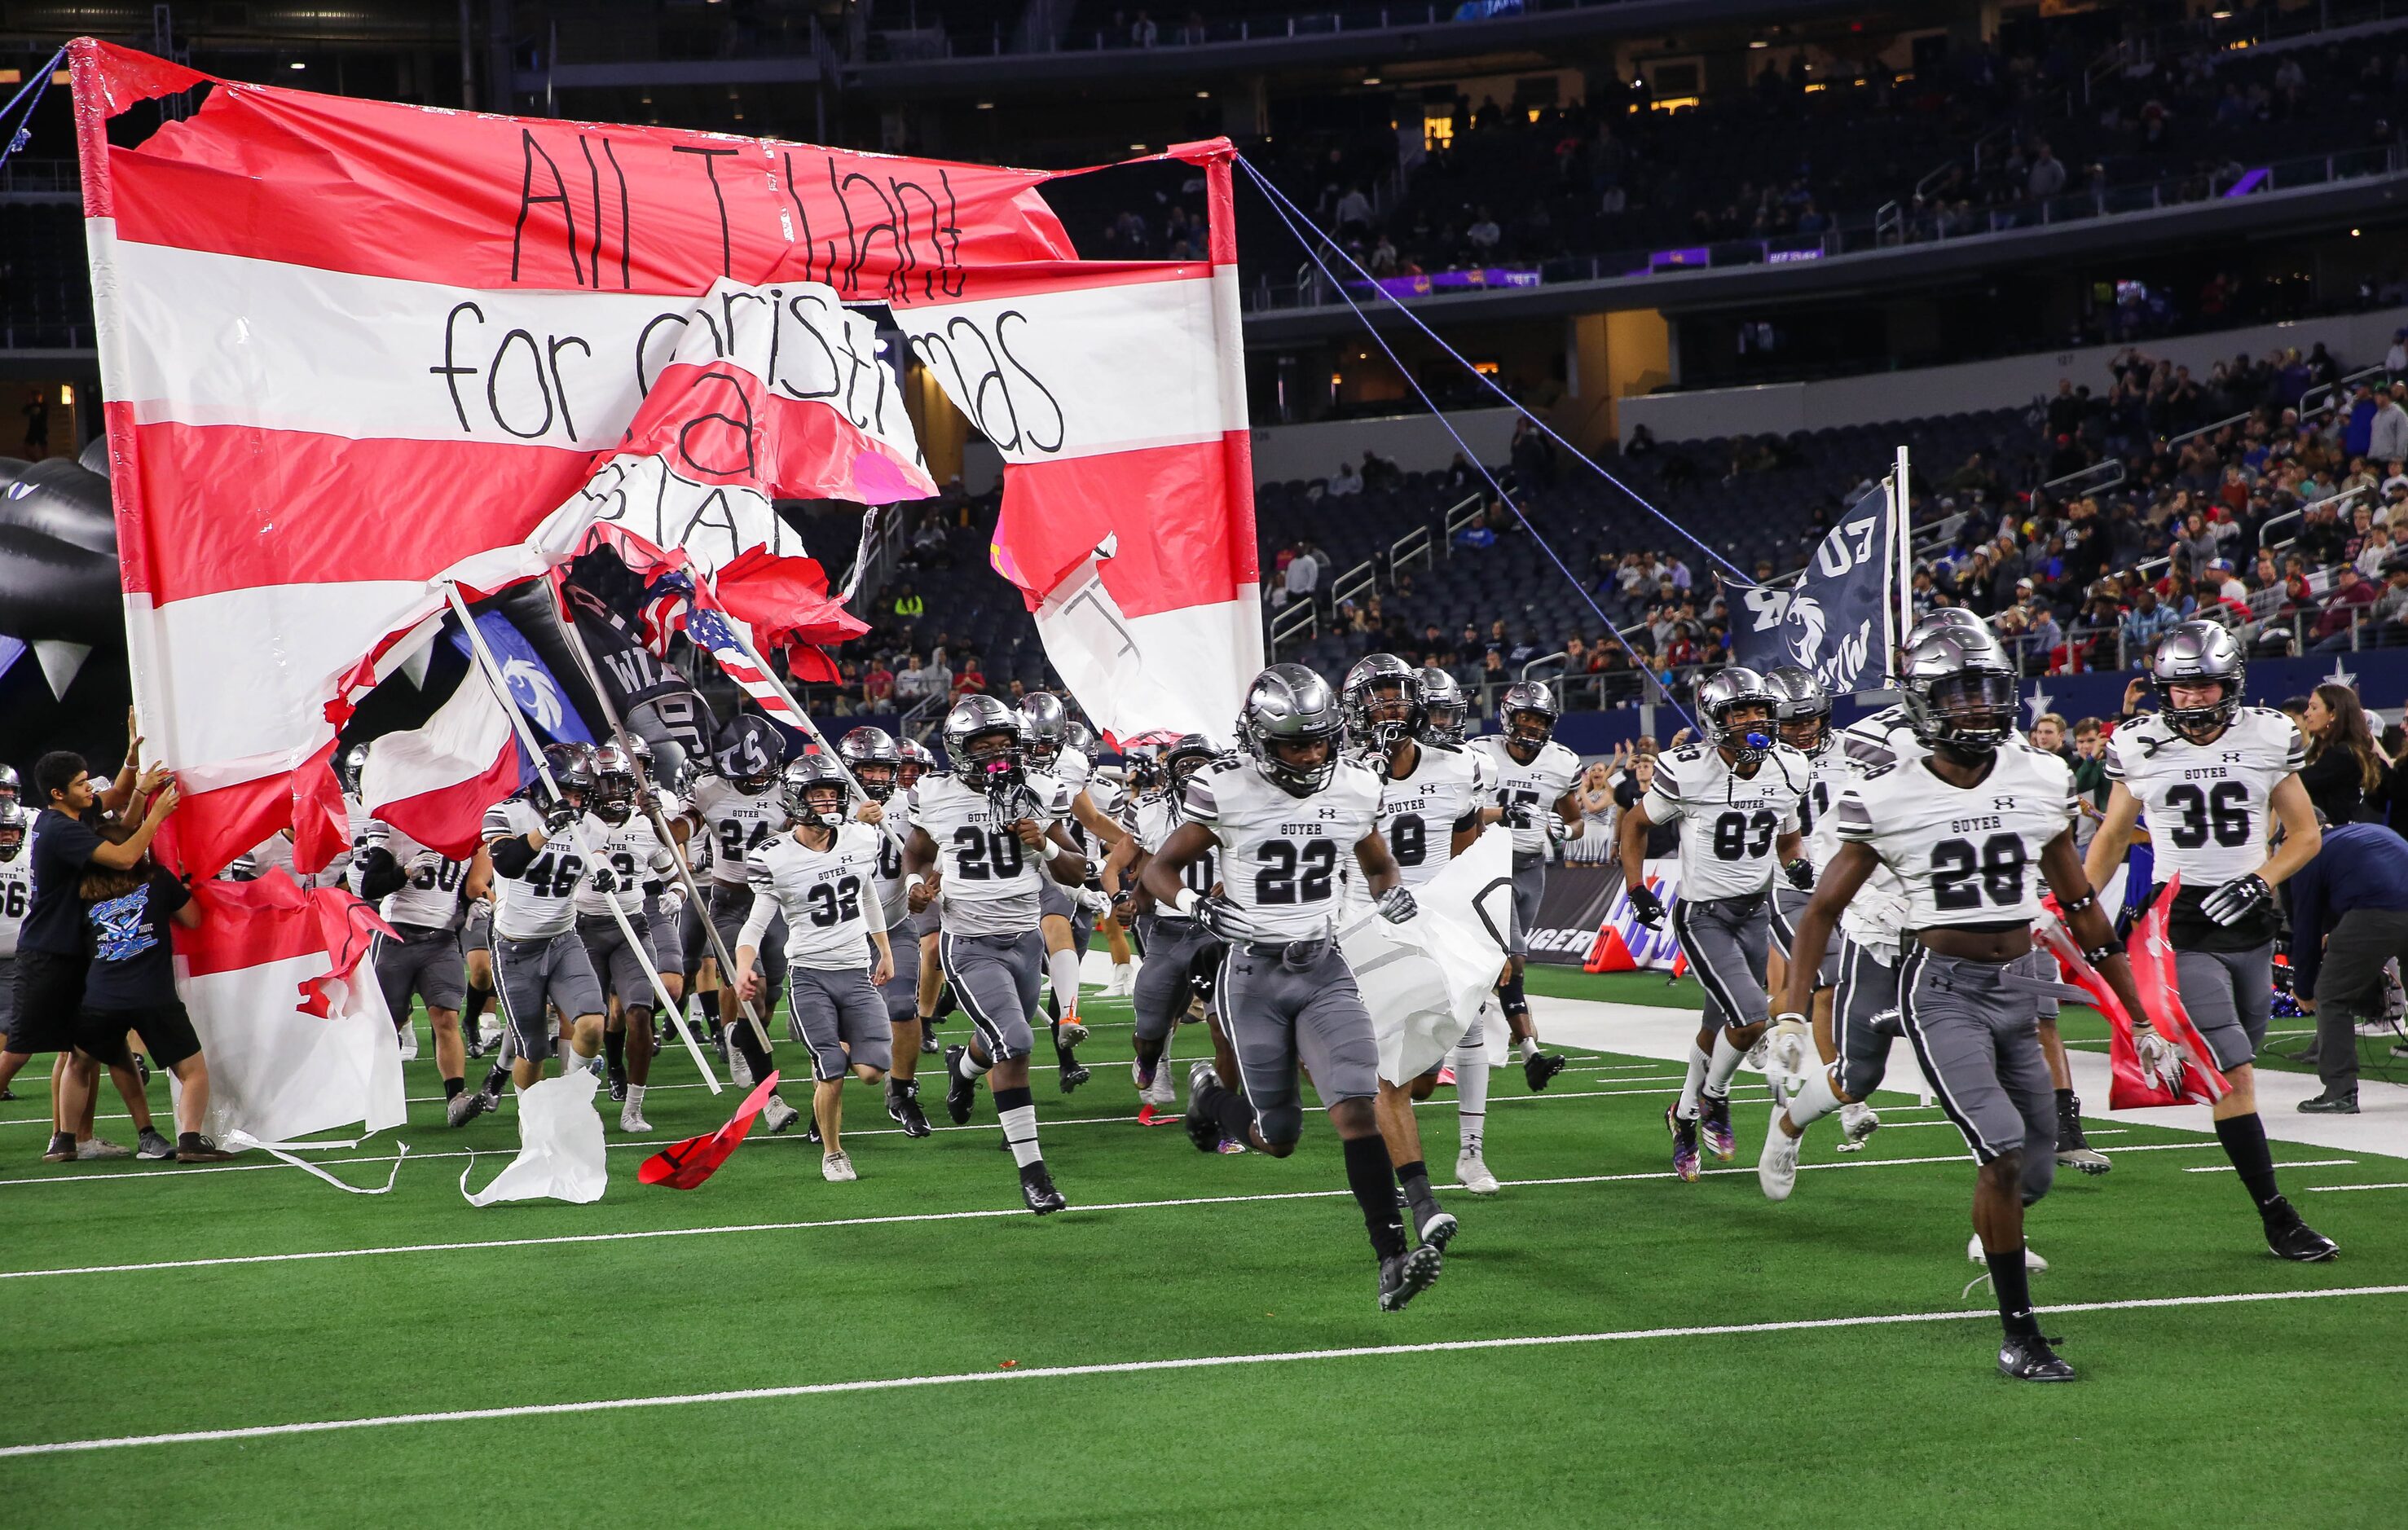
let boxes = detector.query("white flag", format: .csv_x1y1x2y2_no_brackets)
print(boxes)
1337,830,1516,1085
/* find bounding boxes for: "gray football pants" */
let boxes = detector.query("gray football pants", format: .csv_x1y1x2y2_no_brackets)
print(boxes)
1673,892,1771,1033
1133,917,1218,1047
2174,944,2273,1072
1217,938,1381,1149
1898,946,2057,1204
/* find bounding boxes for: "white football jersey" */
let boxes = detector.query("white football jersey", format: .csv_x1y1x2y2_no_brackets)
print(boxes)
1128,791,1219,904
360,820,469,932
0,848,32,957
1834,746,2076,932
1798,743,1848,873
1829,708,1919,956
856,796,914,929
1368,740,1490,891
689,773,789,887
2104,706,2303,889
482,798,587,942
1640,742,1809,902
1473,736,1583,857
574,811,675,917
1182,755,1382,941
746,824,883,969
912,771,1074,937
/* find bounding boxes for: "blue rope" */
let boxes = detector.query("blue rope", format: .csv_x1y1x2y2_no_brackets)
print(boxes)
1240,156,1749,584
0,49,68,174
1241,158,1697,732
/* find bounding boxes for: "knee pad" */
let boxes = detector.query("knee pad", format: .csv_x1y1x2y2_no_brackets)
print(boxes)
1257,1104,1304,1150
2022,1145,2057,1206
1839,1053,1887,1103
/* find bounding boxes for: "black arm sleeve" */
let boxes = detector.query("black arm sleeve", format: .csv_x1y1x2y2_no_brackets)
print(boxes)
488,838,537,877
355,847,407,903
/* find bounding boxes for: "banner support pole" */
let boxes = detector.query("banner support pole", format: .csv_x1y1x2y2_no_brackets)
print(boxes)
442,582,723,1093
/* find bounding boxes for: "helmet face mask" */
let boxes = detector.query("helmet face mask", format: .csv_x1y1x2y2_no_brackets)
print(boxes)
839,726,902,802
0,802,25,861
1417,667,1468,745
1342,654,1422,758
1696,667,1776,765
1019,693,1069,774
1765,664,1833,756
589,744,639,824
1497,681,1559,763
780,758,852,829
1912,670,2019,754
543,744,596,811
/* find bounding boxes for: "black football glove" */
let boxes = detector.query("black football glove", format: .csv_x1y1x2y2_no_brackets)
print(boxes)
1783,858,1815,892
1195,893,1255,943
1627,882,1666,928
1375,886,1418,925
1500,802,1537,829
542,801,579,836
589,867,619,894
2201,873,2272,927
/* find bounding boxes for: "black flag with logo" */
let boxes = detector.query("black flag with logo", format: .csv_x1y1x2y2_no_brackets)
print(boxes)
563,583,717,771
1727,484,1898,695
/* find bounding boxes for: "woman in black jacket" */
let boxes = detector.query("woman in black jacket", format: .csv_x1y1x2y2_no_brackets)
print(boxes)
2300,683,2384,824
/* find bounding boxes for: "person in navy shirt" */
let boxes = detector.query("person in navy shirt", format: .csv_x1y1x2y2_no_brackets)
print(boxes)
2283,820,2408,1113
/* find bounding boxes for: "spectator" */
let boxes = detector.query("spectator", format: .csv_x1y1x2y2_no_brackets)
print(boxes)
2026,141,2067,199
2171,511,2221,582
950,656,988,700
889,582,925,623
1283,543,1321,609
1452,512,1497,552
2300,683,2384,824
2027,713,2071,761
895,653,944,706
1129,9,1156,46
2311,564,2381,650
2374,385,2408,464
2369,558,2408,644
1324,460,1362,498
2120,586,2179,654
861,656,896,708
1465,206,1502,256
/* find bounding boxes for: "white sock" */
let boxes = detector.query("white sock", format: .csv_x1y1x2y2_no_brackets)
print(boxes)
1701,1031,1746,1099
1451,1039,1489,1155
1000,1102,1042,1167
959,1047,993,1079
1785,1066,1842,1132
1048,947,1083,1015
1517,1035,1539,1062
626,1084,646,1111
1677,1041,1711,1119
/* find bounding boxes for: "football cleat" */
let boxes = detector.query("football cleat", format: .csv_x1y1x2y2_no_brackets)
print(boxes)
1455,1150,1499,1195
396,1028,419,1062
920,1028,941,1054
1019,1162,1068,1215
1996,1334,2077,1383
1522,1052,1566,1092
1757,1115,1801,1202
1058,1061,1091,1094
135,1128,175,1162
1699,1093,1736,1161
943,1046,978,1124
2263,1198,2340,1262
761,1096,801,1135
1835,1101,1881,1151
1967,1235,2048,1271
1376,1245,1444,1312
1182,1062,1223,1154
607,1069,628,1104
1215,1137,1248,1154
2055,1094,2110,1174
446,1090,491,1128
1056,1016,1090,1048
2056,1145,2112,1175
804,1119,823,1146
1414,1204,1459,1252
821,1151,858,1184
727,1043,755,1090
885,1081,932,1138
1666,1106,1701,1183
620,1101,651,1134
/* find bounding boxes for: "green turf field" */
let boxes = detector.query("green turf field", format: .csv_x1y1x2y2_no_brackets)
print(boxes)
3,968,2403,1528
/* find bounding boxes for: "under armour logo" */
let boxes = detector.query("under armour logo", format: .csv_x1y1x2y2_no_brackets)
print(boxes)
2223,751,2244,763
1994,797,2018,811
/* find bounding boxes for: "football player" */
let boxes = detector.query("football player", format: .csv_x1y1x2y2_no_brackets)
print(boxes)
902,696,1090,1214
354,816,482,1126
1774,623,2156,1381
1343,654,1493,1228
1762,666,1844,1094
576,742,677,1132
0,801,33,1100
1145,665,1442,1312
478,745,611,1093
840,725,932,1138
1102,732,1226,1128
682,714,803,1134
2081,622,2336,1261
1471,682,1582,1090
1021,693,1126,1091
735,755,895,1183
898,736,953,1059
1618,669,1811,1180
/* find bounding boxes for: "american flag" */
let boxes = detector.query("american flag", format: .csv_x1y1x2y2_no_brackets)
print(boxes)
685,606,805,728
636,572,694,657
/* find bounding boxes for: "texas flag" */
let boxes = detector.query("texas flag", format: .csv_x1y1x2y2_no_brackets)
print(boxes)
358,669,522,860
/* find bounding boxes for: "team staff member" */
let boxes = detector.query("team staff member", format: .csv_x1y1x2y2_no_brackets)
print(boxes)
2285,820,2408,1115
5,751,177,1152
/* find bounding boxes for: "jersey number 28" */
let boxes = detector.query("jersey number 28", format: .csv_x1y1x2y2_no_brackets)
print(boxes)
1930,834,2026,912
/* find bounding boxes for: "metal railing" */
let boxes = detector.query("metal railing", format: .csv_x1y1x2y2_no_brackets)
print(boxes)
2164,411,2253,454
2301,363,2388,421
1330,557,1376,613
1269,599,1318,656
2039,458,2126,502
1390,524,1434,577
1442,492,1487,555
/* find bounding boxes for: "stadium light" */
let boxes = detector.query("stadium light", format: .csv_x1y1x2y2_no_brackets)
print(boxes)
290,61,306,70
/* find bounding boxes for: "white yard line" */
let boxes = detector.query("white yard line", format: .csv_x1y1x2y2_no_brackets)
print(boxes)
2184,1160,2357,1172
2305,1182,2408,1192
0,1153,1996,1282
4,1283,2399,1459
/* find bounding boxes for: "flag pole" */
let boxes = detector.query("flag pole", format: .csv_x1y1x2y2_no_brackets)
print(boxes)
1894,444,1913,672
543,589,777,1054
441,582,724,1093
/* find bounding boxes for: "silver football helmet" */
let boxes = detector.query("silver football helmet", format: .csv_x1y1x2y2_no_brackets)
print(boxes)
945,695,1026,794
1240,664,1345,798
1899,625,2019,755
780,753,852,829
1340,653,1422,757
2150,621,2247,741
1417,667,1468,745
1697,667,1777,766
1763,665,1833,757
1019,692,1070,772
